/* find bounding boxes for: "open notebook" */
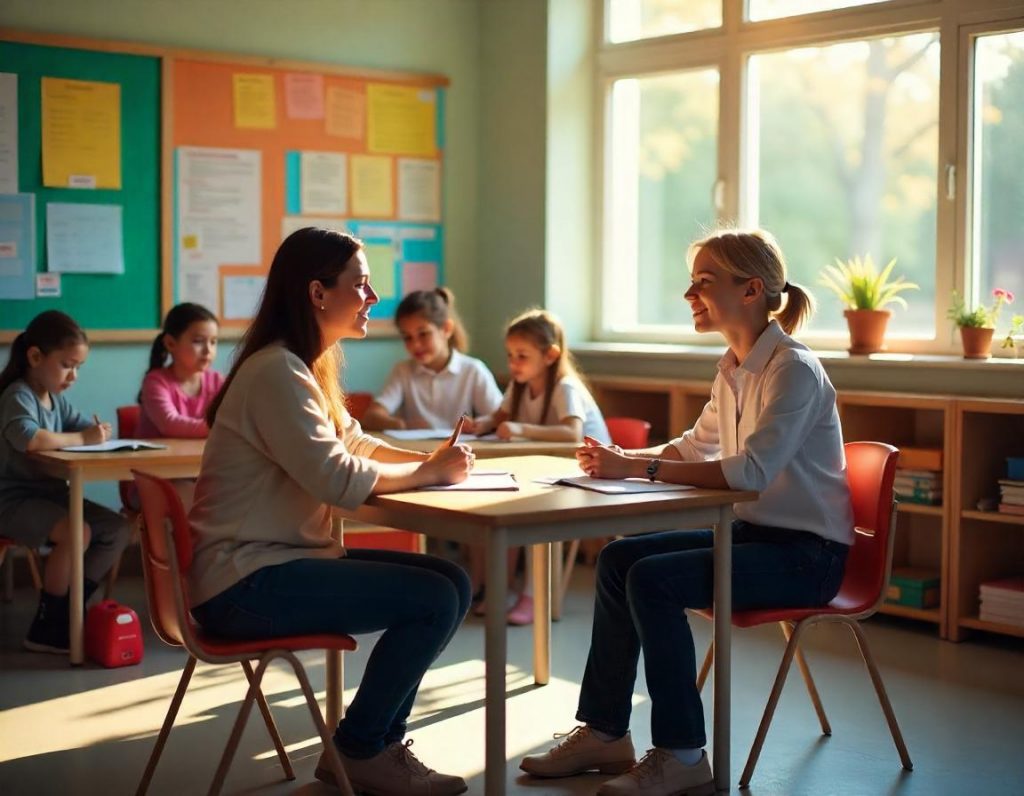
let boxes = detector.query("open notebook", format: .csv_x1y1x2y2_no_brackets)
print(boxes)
536,474,694,495
61,439,166,453
420,471,519,491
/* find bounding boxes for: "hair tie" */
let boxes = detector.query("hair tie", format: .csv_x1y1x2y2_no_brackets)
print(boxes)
783,282,792,293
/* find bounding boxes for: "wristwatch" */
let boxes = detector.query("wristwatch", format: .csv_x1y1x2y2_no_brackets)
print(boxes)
646,458,662,482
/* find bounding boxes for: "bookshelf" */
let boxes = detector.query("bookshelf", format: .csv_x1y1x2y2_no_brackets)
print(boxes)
949,399,1024,641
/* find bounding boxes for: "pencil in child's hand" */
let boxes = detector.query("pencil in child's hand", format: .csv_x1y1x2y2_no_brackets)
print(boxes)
447,415,467,447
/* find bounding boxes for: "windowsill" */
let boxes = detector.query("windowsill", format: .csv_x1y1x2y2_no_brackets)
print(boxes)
574,340,1024,371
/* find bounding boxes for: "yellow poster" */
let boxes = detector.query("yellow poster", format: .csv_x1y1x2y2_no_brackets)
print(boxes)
233,73,277,129
363,243,396,297
367,84,436,157
41,77,121,189
350,155,394,217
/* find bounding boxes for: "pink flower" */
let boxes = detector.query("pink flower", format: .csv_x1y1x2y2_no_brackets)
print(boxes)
993,288,1014,303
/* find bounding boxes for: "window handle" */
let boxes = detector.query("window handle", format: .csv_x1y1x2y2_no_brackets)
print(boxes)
945,164,956,201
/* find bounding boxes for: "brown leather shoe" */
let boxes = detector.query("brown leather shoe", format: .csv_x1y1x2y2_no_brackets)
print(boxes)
315,739,467,795
597,748,715,796
520,725,636,778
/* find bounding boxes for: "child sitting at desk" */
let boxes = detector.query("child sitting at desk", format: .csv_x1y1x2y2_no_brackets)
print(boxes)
466,308,609,624
362,287,502,432
0,311,132,653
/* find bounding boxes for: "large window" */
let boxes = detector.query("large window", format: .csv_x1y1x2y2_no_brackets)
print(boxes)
598,1,1024,352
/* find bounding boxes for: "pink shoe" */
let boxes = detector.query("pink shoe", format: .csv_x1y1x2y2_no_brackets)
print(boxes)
506,593,534,625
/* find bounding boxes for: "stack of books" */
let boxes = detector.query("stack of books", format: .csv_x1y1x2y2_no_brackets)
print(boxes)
893,448,942,506
979,578,1024,627
998,479,1024,516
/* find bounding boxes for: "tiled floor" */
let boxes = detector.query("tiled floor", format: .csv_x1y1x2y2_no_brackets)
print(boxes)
1,564,1022,795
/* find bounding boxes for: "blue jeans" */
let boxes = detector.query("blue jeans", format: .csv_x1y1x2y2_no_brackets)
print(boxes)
191,549,471,758
575,522,848,749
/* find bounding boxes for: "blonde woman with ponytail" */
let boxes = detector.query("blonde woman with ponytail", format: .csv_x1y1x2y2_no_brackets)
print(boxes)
521,229,854,796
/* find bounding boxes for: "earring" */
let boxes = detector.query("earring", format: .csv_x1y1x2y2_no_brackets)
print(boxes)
320,304,325,311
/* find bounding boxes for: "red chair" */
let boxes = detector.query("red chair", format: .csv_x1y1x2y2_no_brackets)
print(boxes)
555,417,654,616
345,391,374,422
695,441,912,787
131,470,358,796
604,416,652,449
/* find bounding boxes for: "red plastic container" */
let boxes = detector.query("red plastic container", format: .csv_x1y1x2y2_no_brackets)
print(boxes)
85,600,144,668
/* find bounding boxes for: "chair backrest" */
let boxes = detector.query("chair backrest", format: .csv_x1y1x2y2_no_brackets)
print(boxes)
605,417,652,449
132,469,197,648
117,405,143,510
839,441,900,614
345,392,374,422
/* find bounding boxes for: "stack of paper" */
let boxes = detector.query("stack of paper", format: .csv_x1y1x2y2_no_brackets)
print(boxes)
535,475,694,495
61,439,166,452
420,471,518,492
979,578,1024,627
997,479,1024,516
894,468,942,506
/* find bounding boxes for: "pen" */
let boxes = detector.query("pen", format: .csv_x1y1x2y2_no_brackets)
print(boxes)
447,415,467,447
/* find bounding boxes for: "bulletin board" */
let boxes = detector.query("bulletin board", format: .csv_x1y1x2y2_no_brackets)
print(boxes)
167,56,448,329
0,37,161,338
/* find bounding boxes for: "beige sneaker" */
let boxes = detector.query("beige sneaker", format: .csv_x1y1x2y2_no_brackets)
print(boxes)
520,725,636,778
315,739,467,795
597,748,715,796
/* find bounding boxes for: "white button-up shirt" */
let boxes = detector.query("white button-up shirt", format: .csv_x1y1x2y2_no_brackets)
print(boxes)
670,320,854,544
374,350,503,429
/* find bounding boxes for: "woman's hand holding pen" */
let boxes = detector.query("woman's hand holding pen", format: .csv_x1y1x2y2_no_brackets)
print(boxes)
576,435,634,479
422,416,473,485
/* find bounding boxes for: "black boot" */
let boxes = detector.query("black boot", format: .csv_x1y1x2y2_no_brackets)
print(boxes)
24,591,70,654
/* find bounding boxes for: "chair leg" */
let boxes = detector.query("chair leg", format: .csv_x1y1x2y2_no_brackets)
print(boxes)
27,550,44,592
740,619,810,788
208,654,271,796
779,621,831,736
696,640,713,692
846,620,913,771
240,660,294,781
280,650,357,796
136,655,198,796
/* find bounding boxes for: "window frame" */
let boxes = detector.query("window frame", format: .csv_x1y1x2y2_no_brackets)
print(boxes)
595,0,1024,354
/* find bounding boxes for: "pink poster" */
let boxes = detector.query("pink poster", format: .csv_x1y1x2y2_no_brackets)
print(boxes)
402,261,438,294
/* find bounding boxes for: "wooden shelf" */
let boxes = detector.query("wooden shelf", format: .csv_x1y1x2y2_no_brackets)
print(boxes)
960,510,1024,526
878,603,942,623
897,502,943,517
959,616,1024,639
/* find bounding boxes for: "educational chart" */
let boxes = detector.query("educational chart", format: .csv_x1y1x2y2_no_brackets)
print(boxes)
170,57,447,326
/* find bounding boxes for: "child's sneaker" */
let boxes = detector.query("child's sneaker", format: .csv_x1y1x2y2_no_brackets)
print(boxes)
506,593,534,625
24,592,70,654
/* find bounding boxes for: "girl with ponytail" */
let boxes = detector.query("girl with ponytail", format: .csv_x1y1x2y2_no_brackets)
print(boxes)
521,229,854,795
362,286,502,431
137,302,223,438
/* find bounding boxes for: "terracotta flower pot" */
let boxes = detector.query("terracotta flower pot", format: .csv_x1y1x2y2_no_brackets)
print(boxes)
959,326,994,359
844,309,891,355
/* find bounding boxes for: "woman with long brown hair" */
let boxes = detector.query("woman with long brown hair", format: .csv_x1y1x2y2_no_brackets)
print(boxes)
190,228,472,796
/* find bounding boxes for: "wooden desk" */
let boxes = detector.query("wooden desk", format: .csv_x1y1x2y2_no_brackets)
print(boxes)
29,440,205,665
334,455,756,796
370,432,579,458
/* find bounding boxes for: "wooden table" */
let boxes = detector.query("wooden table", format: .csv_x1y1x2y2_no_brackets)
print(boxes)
334,455,756,795
28,440,205,665
369,432,580,458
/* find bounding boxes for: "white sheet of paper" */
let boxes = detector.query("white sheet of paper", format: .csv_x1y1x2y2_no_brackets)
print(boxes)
385,428,480,442
177,146,261,266
397,158,440,222
420,471,519,492
223,274,266,319
0,73,17,194
46,202,124,273
61,439,167,452
178,262,220,315
301,151,347,215
536,474,696,495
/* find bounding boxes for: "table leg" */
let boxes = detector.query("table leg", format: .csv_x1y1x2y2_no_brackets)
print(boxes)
531,543,551,685
326,650,342,728
712,506,733,791
485,529,508,796
551,541,564,621
69,469,85,666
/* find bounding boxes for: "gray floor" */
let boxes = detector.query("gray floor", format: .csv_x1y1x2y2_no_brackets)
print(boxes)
1,563,1022,796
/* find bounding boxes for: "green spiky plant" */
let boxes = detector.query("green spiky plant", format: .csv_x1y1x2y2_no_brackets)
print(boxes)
819,255,919,311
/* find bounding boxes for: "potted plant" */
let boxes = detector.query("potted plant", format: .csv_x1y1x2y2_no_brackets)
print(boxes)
1001,314,1024,359
819,255,919,354
947,288,1014,359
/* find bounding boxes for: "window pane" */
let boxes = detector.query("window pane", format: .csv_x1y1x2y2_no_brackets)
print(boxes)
748,0,890,22
608,0,721,43
972,31,1024,314
606,70,719,330
750,34,940,337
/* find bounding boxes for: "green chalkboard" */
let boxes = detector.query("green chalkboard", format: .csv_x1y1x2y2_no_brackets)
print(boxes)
0,40,160,332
